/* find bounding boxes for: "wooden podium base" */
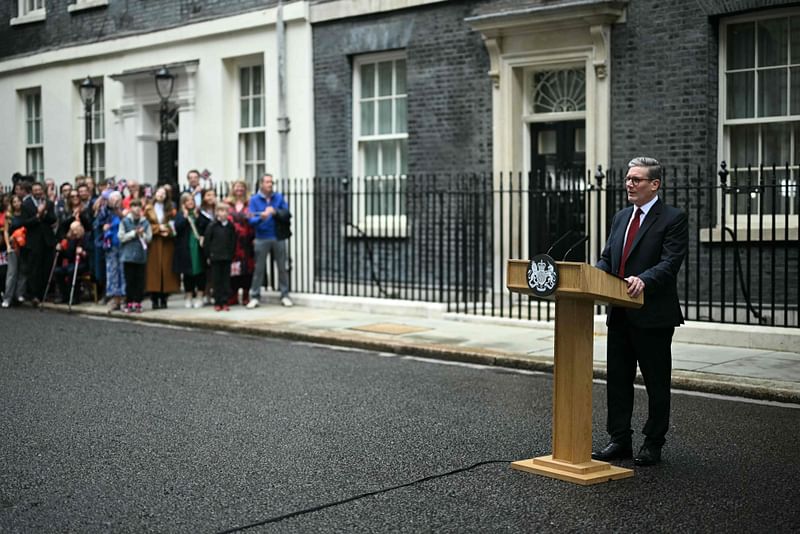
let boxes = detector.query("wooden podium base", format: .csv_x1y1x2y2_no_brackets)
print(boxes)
511,455,633,486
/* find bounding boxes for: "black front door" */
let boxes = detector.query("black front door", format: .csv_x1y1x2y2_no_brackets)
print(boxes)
157,139,178,191
529,121,587,261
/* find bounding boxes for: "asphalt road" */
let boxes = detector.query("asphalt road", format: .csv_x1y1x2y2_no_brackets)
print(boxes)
1,309,799,533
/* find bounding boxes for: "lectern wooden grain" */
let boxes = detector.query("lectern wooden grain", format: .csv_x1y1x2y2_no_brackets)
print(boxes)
507,259,643,485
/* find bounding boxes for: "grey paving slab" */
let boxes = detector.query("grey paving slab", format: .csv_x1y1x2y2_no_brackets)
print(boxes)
701,356,800,383
672,360,714,372
762,351,800,363
670,344,772,364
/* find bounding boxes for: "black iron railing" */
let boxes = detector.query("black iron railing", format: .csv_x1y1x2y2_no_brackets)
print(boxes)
267,166,797,328
3,166,797,327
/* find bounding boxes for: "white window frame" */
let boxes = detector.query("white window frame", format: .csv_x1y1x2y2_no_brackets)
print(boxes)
238,63,266,187
23,89,44,182
10,0,46,25
352,51,408,237
717,8,800,239
89,85,105,181
68,0,109,13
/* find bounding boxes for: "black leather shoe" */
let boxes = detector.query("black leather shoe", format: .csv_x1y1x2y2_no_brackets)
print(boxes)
592,442,633,461
634,445,662,466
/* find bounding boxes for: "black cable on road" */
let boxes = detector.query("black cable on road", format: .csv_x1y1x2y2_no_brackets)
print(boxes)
215,459,512,533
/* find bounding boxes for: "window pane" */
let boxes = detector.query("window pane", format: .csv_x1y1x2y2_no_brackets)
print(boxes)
381,140,397,175
399,139,407,174
396,59,406,94
791,67,800,114
763,167,789,214
792,17,800,64
360,101,374,135
34,120,41,144
378,61,393,97
241,99,250,128
378,99,392,134
96,144,105,167
758,18,788,67
728,22,755,70
256,132,265,160
257,164,265,179
364,142,378,176
245,133,254,161
727,71,754,118
240,67,250,97
253,66,262,95
94,113,103,140
245,165,254,184
758,68,787,116
729,125,758,168
762,122,790,166
365,179,376,216
253,97,262,127
27,120,33,145
395,97,407,133
382,178,396,214
398,175,407,216
361,63,374,98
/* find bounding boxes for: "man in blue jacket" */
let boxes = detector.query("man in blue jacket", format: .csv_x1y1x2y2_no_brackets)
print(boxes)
246,173,293,308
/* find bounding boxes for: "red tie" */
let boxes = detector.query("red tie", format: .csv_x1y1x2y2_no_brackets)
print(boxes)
618,208,642,277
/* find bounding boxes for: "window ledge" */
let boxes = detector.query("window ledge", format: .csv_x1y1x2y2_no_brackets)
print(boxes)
10,10,46,26
700,225,798,243
68,0,109,13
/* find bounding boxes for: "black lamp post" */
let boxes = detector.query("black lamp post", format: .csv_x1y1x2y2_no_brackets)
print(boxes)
155,66,175,188
79,76,97,178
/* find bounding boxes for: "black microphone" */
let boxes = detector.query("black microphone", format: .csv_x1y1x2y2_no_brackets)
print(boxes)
562,235,589,261
546,230,575,256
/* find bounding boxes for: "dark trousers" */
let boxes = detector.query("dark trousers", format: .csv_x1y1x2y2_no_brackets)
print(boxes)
23,244,54,300
123,262,146,304
183,272,206,295
211,261,231,306
606,308,674,448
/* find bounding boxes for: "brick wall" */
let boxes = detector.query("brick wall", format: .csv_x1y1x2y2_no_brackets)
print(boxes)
312,0,492,176
610,0,715,171
0,0,277,61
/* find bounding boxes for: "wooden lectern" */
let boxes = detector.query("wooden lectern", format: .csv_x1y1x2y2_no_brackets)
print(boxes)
507,260,643,485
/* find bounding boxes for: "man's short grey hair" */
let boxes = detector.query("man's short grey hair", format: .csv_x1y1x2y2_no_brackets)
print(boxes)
628,156,662,182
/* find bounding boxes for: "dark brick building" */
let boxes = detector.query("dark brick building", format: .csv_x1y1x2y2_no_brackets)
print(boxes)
309,0,798,326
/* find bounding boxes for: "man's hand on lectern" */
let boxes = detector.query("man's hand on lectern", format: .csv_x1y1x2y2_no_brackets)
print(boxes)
624,276,645,298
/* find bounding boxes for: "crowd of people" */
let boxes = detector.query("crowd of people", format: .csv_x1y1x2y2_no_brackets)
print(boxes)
0,171,293,313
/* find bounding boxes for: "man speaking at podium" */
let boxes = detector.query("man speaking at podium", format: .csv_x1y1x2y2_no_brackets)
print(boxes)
593,157,688,467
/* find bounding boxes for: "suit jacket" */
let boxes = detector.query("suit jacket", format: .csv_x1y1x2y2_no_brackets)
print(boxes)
20,196,57,250
596,198,688,328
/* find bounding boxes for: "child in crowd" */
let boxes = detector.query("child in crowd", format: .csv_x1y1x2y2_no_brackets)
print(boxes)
54,221,89,306
119,199,152,313
173,192,206,308
203,202,235,311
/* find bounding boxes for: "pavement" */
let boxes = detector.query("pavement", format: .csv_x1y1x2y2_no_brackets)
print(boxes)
40,291,800,404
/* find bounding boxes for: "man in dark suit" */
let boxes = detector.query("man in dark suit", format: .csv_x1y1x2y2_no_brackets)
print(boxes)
592,157,688,466
20,180,57,304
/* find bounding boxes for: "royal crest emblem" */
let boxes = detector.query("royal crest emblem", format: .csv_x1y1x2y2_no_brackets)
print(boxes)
526,254,559,297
